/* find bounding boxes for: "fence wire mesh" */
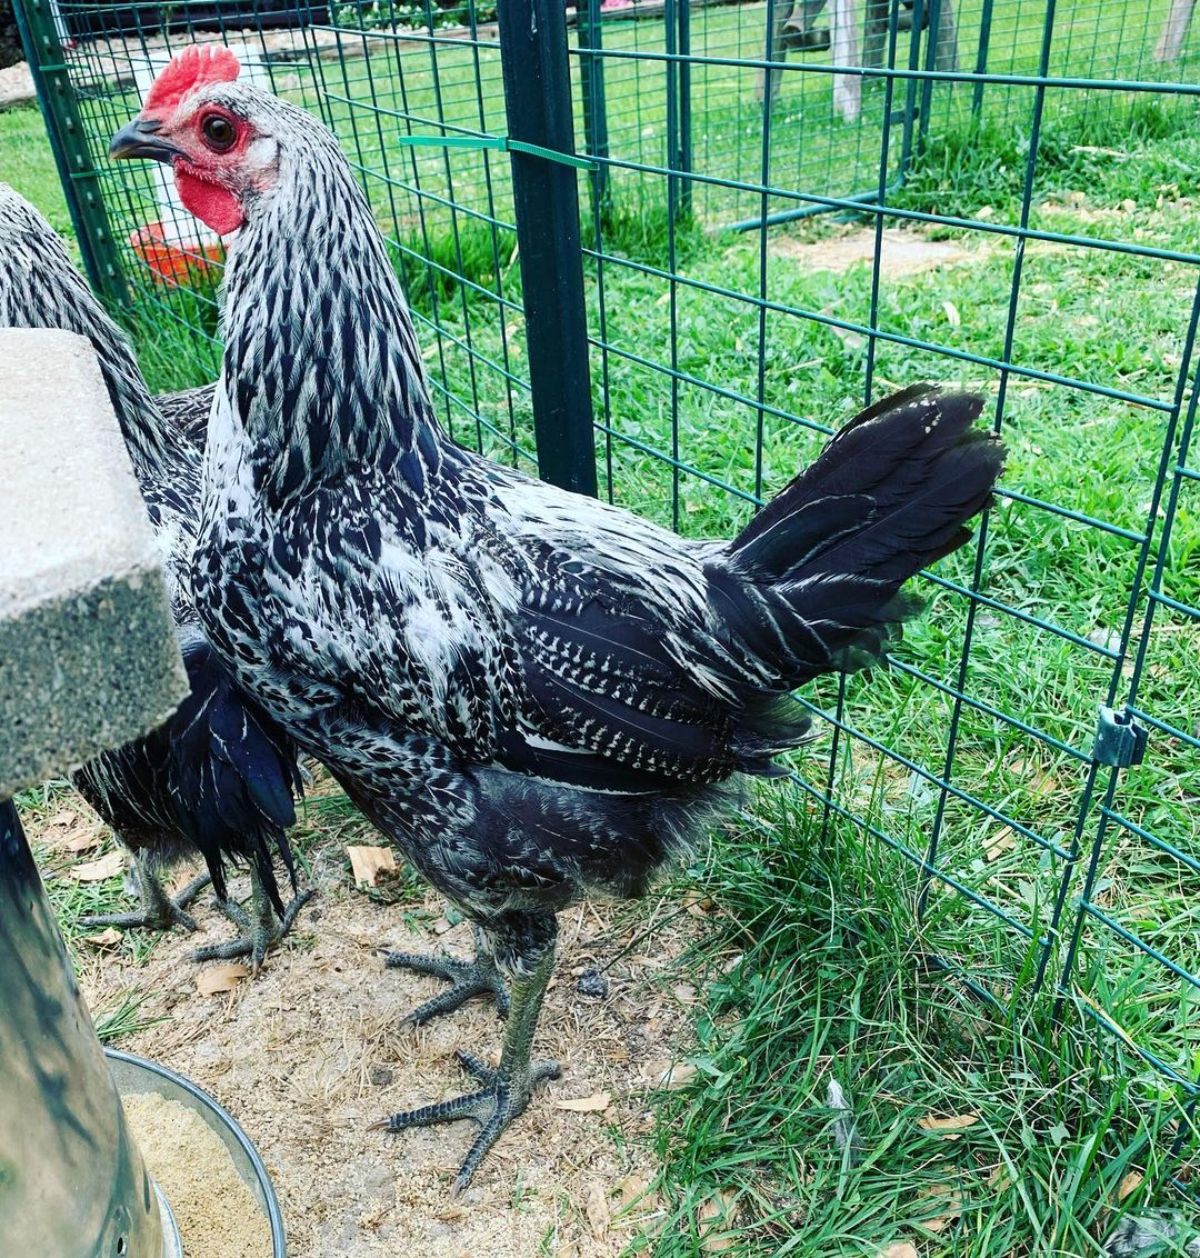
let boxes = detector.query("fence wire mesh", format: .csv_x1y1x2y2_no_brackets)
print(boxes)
16,0,1200,1184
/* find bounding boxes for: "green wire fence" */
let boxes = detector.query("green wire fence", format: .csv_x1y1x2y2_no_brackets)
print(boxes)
15,0,1200,1191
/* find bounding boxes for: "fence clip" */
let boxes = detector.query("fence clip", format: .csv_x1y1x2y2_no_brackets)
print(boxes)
393,132,595,172
1092,706,1148,769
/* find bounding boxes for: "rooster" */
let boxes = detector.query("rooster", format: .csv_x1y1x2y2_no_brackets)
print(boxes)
0,182,310,968
112,47,1004,1189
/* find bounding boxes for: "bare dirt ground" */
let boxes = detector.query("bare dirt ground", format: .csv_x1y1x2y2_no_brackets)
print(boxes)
58,797,712,1258
769,226,975,278
0,61,33,111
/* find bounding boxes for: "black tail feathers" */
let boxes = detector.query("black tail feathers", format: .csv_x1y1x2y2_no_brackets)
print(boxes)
173,636,303,913
725,384,1004,687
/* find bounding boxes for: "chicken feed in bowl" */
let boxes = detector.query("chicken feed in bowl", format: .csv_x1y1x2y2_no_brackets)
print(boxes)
122,1091,272,1258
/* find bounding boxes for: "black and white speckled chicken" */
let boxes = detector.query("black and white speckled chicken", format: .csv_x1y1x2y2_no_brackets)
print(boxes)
0,182,310,968
157,381,216,450
112,47,1004,1187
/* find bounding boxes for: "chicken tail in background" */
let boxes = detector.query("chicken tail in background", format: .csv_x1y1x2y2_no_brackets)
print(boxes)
0,181,310,971
719,384,1003,698
171,632,303,920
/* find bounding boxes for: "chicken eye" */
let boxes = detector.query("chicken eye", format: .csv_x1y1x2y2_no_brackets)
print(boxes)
201,114,236,151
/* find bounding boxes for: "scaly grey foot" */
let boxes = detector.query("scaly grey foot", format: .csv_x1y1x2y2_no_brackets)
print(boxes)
212,895,252,931
190,886,314,971
384,948,511,1025
80,869,210,935
79,903,197,932
371,1049,560,1193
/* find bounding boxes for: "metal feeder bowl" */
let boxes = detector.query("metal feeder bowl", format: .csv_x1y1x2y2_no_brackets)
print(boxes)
105,1048,286,1258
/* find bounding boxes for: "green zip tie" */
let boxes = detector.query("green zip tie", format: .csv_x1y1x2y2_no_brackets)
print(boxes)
394,132,595,171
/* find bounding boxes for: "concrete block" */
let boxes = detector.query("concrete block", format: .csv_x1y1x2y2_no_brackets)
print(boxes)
0,328,187,797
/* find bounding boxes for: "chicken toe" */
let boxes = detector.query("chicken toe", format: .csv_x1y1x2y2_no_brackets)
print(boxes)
385,928,510,1025
80,855,208,936
373,940,558,1190
190,866,313,971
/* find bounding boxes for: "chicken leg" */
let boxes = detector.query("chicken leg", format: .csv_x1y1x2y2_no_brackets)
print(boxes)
190,862,313,971
80,849,209,934
373,914,560,1191
384,924,510,1025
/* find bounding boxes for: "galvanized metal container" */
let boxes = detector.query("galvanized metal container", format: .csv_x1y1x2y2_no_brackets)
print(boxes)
106,1049,287,1258
0,799,169,1258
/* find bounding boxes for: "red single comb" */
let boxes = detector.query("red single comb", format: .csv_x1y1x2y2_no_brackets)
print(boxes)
144,44,241,114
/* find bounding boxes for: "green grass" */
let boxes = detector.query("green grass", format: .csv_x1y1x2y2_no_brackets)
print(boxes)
94,990,165,1044
0,102,70,236
4,8,1200,1250
637,795,1194,1255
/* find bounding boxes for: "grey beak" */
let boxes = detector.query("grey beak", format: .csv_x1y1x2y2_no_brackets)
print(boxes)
109,118,184,163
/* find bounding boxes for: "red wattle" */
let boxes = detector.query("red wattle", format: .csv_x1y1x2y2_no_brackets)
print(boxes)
175,168,243,236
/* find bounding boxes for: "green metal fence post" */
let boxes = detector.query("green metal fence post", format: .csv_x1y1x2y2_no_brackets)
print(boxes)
14,0,128,306
496,0,598,497
972,0,995,115
577,0,611,215
664,0,694,222
896,0,926,178
917,0,943,153
665,0,680,217
677,0,693,219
